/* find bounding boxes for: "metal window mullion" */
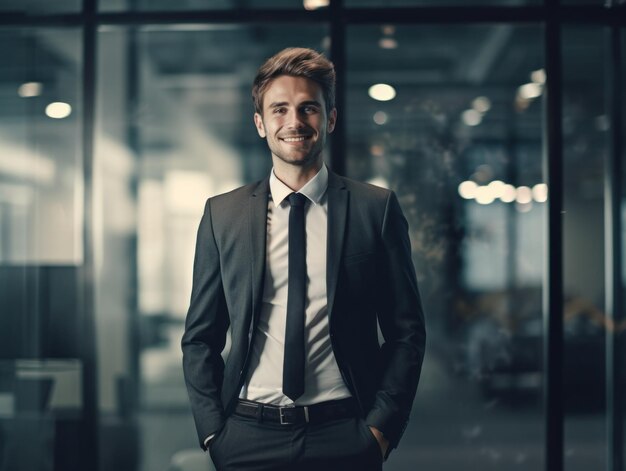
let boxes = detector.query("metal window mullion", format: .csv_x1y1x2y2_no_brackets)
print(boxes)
543,0,564,470
126,24,141,416
329,0,346,176
80,0,99,468
1,5,625,27
606,24,624,471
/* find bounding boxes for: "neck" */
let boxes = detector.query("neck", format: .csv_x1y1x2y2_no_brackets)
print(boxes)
272,158,323,192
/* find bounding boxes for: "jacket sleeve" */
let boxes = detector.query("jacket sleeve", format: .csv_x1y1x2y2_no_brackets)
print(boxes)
365,191,427,455
181,198,230,450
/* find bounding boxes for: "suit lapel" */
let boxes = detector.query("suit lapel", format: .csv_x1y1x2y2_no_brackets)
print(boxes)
326,171,348,320
249,178,270,335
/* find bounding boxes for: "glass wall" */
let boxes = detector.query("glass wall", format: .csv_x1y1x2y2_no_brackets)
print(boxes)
0,29,83,265
94,24,328,471
561,25,608,471
346,24,545,470
1,3,625,471
345,0,541,6
0,27,89,471
99,0,318,11
0,0,80,13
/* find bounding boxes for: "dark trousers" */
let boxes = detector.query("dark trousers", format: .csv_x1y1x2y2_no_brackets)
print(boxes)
208,411,384,471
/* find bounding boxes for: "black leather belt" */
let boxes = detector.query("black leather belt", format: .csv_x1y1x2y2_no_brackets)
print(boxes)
234,398,358,425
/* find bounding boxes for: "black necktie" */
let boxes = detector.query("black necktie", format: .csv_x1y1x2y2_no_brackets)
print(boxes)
283,192,307,401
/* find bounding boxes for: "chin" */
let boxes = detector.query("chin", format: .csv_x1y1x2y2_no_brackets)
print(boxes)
279,154,318,167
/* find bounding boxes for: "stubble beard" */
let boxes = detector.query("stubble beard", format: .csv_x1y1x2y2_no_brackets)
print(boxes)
270,133,326,170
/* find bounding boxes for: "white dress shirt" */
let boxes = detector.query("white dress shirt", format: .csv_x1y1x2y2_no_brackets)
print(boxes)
239,164,352,405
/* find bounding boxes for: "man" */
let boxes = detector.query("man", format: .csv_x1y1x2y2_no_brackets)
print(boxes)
182,47,426,471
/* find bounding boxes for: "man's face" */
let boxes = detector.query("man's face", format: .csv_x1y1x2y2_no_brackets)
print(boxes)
254,75,336,169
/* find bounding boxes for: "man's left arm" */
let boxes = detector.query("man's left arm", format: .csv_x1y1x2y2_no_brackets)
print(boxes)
366,191,427,458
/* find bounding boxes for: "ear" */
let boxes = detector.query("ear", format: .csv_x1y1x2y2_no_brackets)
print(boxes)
327,108,337,134
254,113,266,138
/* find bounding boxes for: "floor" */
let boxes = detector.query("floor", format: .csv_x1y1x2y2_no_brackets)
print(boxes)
135,326,607,471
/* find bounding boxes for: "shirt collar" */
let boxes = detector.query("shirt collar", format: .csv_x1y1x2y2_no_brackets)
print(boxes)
269,164,328,206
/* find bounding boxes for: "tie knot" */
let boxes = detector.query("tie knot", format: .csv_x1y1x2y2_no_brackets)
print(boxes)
288,193,307,207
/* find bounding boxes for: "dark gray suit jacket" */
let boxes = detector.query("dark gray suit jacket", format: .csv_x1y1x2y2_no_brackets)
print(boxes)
182,170,426,456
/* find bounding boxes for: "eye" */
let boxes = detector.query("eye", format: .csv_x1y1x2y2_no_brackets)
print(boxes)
302,105,318,114
273,107,286,114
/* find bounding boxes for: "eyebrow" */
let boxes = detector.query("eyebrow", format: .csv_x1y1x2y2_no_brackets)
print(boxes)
267,100,322,109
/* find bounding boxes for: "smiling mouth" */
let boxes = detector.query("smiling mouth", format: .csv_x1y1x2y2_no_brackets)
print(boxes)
281,136,311,143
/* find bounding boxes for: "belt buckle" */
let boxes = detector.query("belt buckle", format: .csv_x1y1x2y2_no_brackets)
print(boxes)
278,405,309,424
279,405,295,425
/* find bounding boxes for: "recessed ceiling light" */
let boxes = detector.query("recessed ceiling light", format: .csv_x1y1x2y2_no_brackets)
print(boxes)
45,102,72,119
373,111,389,125
472,96,491,113
379,37,398,49
531,68,546,85
458,180,478,199
462,109,482,126
18,82,43,98
518,82,542,100
303,0,329,10
368,83,396,102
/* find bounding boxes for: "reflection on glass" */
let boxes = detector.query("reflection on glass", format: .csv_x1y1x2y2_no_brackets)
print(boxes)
0,359,84,469
561,0,604,4
95,24,328,470
345,0,540,7
0,0,80,13
100,0,322,11
0,29,83,264
347,24,545,469
0,27,86,471
562,26,608,471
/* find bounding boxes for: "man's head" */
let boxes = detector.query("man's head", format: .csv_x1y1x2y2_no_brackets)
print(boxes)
252,48,337,170
252,47,335,115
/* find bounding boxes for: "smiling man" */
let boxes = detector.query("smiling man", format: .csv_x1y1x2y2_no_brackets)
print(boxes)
182,48,426,471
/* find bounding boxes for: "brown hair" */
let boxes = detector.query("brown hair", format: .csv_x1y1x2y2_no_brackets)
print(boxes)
252,47,336,115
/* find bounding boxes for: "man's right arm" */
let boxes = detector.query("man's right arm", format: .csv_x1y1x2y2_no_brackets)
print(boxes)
181,198,231,451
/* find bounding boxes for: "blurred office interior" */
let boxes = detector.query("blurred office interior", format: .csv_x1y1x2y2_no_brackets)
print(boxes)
0,0,624,470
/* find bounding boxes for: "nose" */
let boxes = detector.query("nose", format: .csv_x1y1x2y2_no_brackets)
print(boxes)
285,109,306,130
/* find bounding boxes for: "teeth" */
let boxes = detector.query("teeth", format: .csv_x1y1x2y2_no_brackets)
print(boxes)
283,137,307,142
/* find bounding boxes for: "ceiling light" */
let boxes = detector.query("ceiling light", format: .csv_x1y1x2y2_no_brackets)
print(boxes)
373,111,389,125
472,96,491,113
368,83,396,102
531,68,546,85
379,38,398,49
303,0,329,10
458,180,478,199
18,82,43,98
516,186,533,204
45,102,72,119
532,183,548,202
487,180,505,198
370,144,384,157
518,82,542,100
500,184,516,203
462,109,482,126
475,186,495,205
